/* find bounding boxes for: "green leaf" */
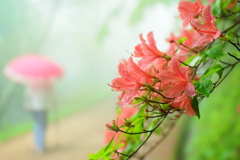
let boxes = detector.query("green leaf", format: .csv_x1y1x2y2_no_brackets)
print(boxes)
116,142,125,149
228,52,240,60
192,96,200,119
89,139,115,159
132,119,144,142
123,142,139,157
201,44,224,59
199,53,207,64
89,153,97,159
183,55,197,66
104,137,114,152
201,64,223,80
177,36,187,44
133,97,143,104
136,104,147,117
147,118,161,136
211,0,222,17
195,80,213,97
225,30,235,41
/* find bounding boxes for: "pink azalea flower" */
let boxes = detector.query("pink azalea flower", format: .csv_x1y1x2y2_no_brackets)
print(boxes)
110,60,135,92
109,57,152,107
127,57,153,84
105,130,123,144
157,57,196,98
179,29,200,50
192,33,217,48
133,32,168,74
166,33,177,54
178,2,221,48
178,0,203,27
167,28,217,53
134,32,163,58
117,83,142,107
167,29,202,58
190,5,221,40
172,93,196,116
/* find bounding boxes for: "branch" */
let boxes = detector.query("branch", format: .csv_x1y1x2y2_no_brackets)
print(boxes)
147,86,175,100
179,60,197,68
126,109,171,159
228,52,240,60
222,20,240,34
227,40,240,52
138,120,177,159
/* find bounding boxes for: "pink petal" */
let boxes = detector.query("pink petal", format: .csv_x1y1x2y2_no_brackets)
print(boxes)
184,82,196,97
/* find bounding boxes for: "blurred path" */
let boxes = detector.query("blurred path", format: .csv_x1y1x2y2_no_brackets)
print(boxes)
0,98,180,160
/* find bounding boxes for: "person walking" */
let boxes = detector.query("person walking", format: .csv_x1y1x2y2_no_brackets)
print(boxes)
3,54,63,154
24,80,55,153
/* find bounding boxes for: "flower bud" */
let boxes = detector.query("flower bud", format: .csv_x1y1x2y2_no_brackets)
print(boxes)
106,123,112,129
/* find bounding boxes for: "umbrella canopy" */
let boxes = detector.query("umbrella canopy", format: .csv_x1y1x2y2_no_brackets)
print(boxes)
3,54,63,84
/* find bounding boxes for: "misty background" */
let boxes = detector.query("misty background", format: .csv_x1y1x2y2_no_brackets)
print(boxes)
0,0,177,142
1,0,240,160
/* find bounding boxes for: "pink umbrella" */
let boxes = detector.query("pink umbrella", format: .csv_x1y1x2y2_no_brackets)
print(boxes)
3,54,63,84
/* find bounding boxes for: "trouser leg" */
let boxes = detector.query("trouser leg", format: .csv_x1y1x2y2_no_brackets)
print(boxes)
32,111,47,151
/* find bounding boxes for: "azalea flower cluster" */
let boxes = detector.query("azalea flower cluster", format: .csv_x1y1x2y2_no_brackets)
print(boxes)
90,0,240,159
177,0,221,50
106,0,221,157
109,0,221,117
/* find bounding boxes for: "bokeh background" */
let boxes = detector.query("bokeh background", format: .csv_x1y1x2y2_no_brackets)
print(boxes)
0,0,239,160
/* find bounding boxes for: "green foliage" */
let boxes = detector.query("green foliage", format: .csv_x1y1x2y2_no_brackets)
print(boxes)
0,122,32,143
211,0,239,17
201,64,223,80
89,141,115,160
184,65,240,160
183,55,197,66
89,138,126,160
201,44,224,59
177,37,187,44
147,118,162,135
192,96,200,119
133,119,144,142
195,79,213,97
